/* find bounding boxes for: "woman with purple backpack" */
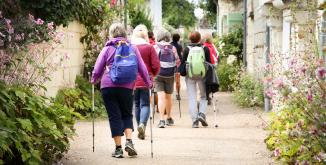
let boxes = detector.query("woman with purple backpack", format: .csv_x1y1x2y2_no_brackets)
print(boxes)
131,24,160,139
91,23,152,158
154,28,180,128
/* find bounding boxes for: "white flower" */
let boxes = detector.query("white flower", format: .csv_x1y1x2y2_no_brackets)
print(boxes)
227,55,237,65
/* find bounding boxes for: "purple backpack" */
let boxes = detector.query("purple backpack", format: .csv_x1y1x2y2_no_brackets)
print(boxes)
157,44,176,77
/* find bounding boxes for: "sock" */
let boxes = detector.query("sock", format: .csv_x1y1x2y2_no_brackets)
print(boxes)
116,145,122,149
126,139,132,143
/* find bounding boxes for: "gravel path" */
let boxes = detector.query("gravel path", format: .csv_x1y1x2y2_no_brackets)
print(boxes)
61,83,273,165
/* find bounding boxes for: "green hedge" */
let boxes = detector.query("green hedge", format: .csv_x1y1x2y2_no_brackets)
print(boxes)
0,82,80,164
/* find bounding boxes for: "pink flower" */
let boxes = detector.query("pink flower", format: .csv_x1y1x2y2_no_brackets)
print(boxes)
15,34,22,41
265,89,275,98
264,64,272,71
310,126,318,135
307,89,313,102
273,77,284,88
5,19,11,26
35,18,44,25
8,27,14,34
316,67,325,80
21,33,25,40
47,22,54,30
274,148,281,157
300,67,307,74
64,52,70,60
316,58,324,67
54,32,65,43
29,14,34,22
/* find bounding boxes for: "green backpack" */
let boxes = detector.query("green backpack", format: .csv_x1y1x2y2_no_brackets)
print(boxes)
186,46,206,79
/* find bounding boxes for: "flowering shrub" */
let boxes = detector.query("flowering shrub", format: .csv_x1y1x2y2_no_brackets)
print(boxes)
0,13,79,164
265,50,326,163
0,13,65,90
264,2,326,163
233,72,264,107
216,26,243,64
217,59,240,91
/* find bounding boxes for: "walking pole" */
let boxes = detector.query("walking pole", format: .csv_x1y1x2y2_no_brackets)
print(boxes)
89,72,95,152
176,92,181,118
150,89,154,158
153,90,156,124
212,93,218,128
176,73,181,118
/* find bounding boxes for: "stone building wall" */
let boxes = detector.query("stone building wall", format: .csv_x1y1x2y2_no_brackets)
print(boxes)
44,21,86,97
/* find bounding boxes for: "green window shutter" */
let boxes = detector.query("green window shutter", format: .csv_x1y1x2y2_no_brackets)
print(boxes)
227,13,243,32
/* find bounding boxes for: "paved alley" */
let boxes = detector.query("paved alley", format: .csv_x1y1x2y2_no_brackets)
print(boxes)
62,80,273,165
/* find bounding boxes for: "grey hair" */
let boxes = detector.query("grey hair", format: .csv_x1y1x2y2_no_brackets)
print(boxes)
156,28,171,42
132,24,149,41
109,23,126,38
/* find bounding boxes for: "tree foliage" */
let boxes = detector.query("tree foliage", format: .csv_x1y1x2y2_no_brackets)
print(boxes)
200,0,217,28
128,0,153,31
162,0,196,28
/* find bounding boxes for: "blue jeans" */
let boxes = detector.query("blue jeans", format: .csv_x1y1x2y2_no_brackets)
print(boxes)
134,88,150,126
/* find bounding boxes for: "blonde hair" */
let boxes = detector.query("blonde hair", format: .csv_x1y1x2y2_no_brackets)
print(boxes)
109,23,126,38
202,32,213,44
132,24,149,41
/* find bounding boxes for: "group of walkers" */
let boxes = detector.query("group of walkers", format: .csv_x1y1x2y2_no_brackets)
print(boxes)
91,23,219,158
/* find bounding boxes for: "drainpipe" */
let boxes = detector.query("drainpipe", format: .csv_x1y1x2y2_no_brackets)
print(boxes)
264,26,271,112
124,0,128,29
243,0,248,67
216,1,219,34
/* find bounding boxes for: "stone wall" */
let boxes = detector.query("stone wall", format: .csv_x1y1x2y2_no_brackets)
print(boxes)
44,21,86,97
246,1,283,77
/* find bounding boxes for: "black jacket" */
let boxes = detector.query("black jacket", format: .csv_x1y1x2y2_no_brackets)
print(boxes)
205,62,219,94
171,41,183,60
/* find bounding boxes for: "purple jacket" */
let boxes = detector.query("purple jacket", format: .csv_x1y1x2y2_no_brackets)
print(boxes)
91,37,152,89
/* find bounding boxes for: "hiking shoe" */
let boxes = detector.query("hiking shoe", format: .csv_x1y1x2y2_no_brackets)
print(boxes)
112,147,123,158
125,141,137,157
166,118,174,126
137,124,145,140
192,120,199,128
198,113,208,127
158,120,165,128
